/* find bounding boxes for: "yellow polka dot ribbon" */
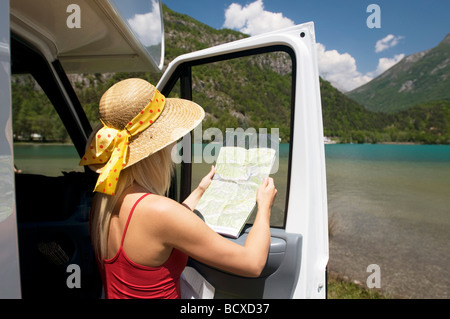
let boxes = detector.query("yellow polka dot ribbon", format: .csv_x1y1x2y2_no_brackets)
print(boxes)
79,90,166,195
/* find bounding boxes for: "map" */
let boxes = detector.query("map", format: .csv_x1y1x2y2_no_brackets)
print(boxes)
195,146,276,238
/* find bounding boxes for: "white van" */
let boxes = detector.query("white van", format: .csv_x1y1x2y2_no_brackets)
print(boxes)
0,0,328,299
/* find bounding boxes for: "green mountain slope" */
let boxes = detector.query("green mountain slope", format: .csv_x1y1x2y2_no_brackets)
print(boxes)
347,34,450,113
320,78,390,139
162,5,248,62
158,5,295,142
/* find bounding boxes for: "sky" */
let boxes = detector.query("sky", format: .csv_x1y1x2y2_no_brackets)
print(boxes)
161,0,450,92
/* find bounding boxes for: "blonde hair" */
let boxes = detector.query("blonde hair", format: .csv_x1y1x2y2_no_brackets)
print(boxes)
89,146,174,265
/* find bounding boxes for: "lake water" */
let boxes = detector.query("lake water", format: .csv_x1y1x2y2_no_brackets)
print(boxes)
12,143,450,298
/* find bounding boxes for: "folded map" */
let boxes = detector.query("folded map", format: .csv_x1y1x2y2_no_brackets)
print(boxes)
195,146,276,238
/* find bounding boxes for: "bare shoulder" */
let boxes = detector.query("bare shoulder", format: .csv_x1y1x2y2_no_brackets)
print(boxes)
134,193,210,240
136,193,188,217
132,193,199,229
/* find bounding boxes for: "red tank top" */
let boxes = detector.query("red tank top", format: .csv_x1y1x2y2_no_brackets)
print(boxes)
102,193,188,299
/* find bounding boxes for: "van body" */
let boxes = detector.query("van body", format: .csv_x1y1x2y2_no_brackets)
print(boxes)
0,0,328,299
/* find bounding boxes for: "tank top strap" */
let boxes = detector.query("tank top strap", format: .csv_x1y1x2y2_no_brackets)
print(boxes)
120,193,152,247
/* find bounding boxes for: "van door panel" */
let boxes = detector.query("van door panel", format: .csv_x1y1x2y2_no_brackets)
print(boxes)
188,228,302,299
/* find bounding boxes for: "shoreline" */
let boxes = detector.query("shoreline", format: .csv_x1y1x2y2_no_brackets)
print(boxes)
326,270,400,299
13,142,74,146
377,141,419,145
14,141,450,146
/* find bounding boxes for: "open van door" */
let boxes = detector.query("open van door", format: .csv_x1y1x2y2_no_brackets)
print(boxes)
158,23,329,298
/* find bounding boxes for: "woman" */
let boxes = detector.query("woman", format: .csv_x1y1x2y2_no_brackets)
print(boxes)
81,78,277,299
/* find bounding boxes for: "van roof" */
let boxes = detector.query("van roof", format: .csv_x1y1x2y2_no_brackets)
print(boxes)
10,0,164,73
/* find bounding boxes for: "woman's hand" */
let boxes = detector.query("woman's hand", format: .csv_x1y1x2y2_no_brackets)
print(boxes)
256,177,277,211
198,165,215,193
182,165,215,211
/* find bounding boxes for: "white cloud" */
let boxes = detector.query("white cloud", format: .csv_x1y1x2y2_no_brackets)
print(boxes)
127,0,162,46
316,43,372,92
317,43,404,92
223,0,294,36
375,34,404,53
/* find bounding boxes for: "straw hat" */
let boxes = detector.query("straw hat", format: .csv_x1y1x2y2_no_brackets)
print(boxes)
85,78,204,173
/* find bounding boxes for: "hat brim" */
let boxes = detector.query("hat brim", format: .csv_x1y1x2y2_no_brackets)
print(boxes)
85,97,205,173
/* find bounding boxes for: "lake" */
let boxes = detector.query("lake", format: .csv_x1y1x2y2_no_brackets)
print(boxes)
325,144,450,299
12,143,450,298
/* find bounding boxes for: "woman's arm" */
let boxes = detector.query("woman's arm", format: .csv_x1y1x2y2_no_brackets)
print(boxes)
153,177,277,277
241,177,276,272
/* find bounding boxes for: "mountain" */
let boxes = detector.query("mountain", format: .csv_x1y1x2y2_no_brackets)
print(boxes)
159,5,386,143
347,34,450,113
13,5,449,144
117,6,450,144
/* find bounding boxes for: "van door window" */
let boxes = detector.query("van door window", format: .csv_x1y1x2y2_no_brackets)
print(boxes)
12,74,83,176
188,51,293,228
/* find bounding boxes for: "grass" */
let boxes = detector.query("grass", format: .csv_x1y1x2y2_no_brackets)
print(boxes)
327,272,391,299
